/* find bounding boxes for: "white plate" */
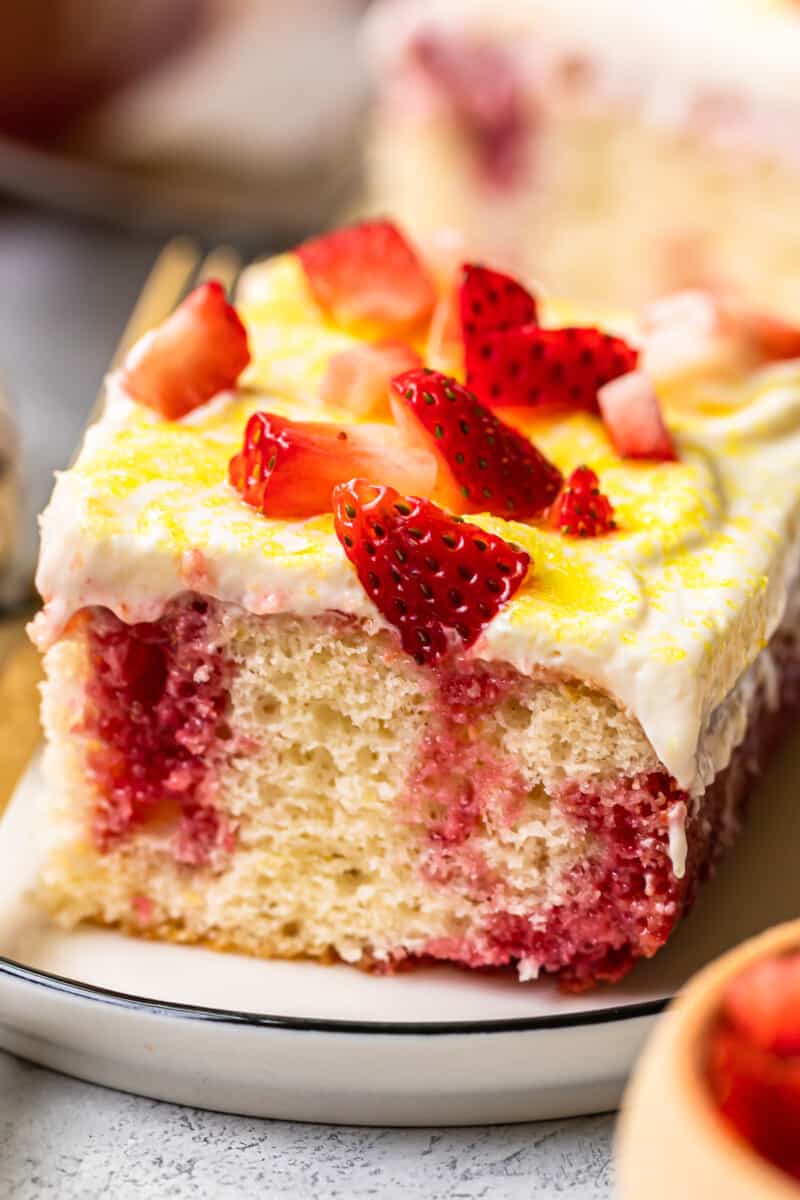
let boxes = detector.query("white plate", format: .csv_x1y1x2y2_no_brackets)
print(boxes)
0,743,798,1126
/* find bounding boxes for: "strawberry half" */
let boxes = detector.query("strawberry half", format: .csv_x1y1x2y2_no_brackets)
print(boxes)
333,479,530,665
550,467,616,538
466,324,638,410
296,219,436,335
460,263,538,340
390,368,562,518
320,341,422,420
229,413,436,520
120,281,250,420
597,370,676,461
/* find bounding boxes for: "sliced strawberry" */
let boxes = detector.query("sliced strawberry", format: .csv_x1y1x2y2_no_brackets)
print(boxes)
466,324,638,410
390,368,562,518
550,467,616,538
296,219,436,335
228,413,436,520
332,479,530,665
120,281,250,420
598,370,676,461
320,342,422,419
723,954,800,1058
460,263,538,341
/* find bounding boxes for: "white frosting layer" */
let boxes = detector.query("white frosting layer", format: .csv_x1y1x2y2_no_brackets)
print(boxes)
33,344,800,794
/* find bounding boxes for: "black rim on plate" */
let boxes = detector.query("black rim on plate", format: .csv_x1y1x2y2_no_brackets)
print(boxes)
0,954,670,1035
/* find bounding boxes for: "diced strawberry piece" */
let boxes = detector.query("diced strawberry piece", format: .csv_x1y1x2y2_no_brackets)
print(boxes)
296,219,436,334
120,281,250,420
332,479,530,665
739,310,800,363
460,263,538,341
550,466,616,538
390,368,562,518
598,370,676,461
320,342,422,419
228,413,436,519
641,289,726,380
466,324,638,410
723,954,800,1058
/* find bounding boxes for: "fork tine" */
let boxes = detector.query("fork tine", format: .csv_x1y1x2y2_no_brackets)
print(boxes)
72,239,202,466
111,237,201,369
73,240,247,469
195,245,241,297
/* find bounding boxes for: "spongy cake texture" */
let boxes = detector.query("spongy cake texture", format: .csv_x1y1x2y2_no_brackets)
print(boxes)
36,591,800,987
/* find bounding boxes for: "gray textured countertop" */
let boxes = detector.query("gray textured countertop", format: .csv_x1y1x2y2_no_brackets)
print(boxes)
0,203,616,1199
0,1053,614,1199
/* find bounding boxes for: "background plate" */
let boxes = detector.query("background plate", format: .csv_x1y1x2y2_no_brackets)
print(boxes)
0,740,797,1125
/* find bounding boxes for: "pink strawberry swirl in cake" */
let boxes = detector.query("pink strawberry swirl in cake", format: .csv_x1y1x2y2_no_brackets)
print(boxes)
31,221,800,990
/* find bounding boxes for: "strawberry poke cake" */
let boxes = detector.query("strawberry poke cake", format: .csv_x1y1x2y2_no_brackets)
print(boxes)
30,219,800,989
364,0,800,315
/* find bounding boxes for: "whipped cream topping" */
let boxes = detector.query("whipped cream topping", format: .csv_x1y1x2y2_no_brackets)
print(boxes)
32,258,800,793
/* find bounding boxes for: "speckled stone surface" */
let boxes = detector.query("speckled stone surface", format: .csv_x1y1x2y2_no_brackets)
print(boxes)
0,1052,614,1199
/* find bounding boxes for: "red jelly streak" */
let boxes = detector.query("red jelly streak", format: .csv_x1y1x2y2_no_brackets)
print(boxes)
425,772,688,989
416,626,800,989
411,34,534,189
85,597,234,864
404,664,523,901
708,952,800,1182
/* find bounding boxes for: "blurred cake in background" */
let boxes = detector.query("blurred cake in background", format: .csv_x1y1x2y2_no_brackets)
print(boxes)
363,0,800,314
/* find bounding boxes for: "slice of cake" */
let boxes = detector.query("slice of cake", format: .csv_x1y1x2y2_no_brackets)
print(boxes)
30,220,800,989
363,0,800,315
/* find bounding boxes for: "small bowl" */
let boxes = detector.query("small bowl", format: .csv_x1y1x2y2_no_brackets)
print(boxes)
617,920,800,1200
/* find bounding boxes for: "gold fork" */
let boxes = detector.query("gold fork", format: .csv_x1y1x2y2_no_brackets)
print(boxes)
0,240,243,812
